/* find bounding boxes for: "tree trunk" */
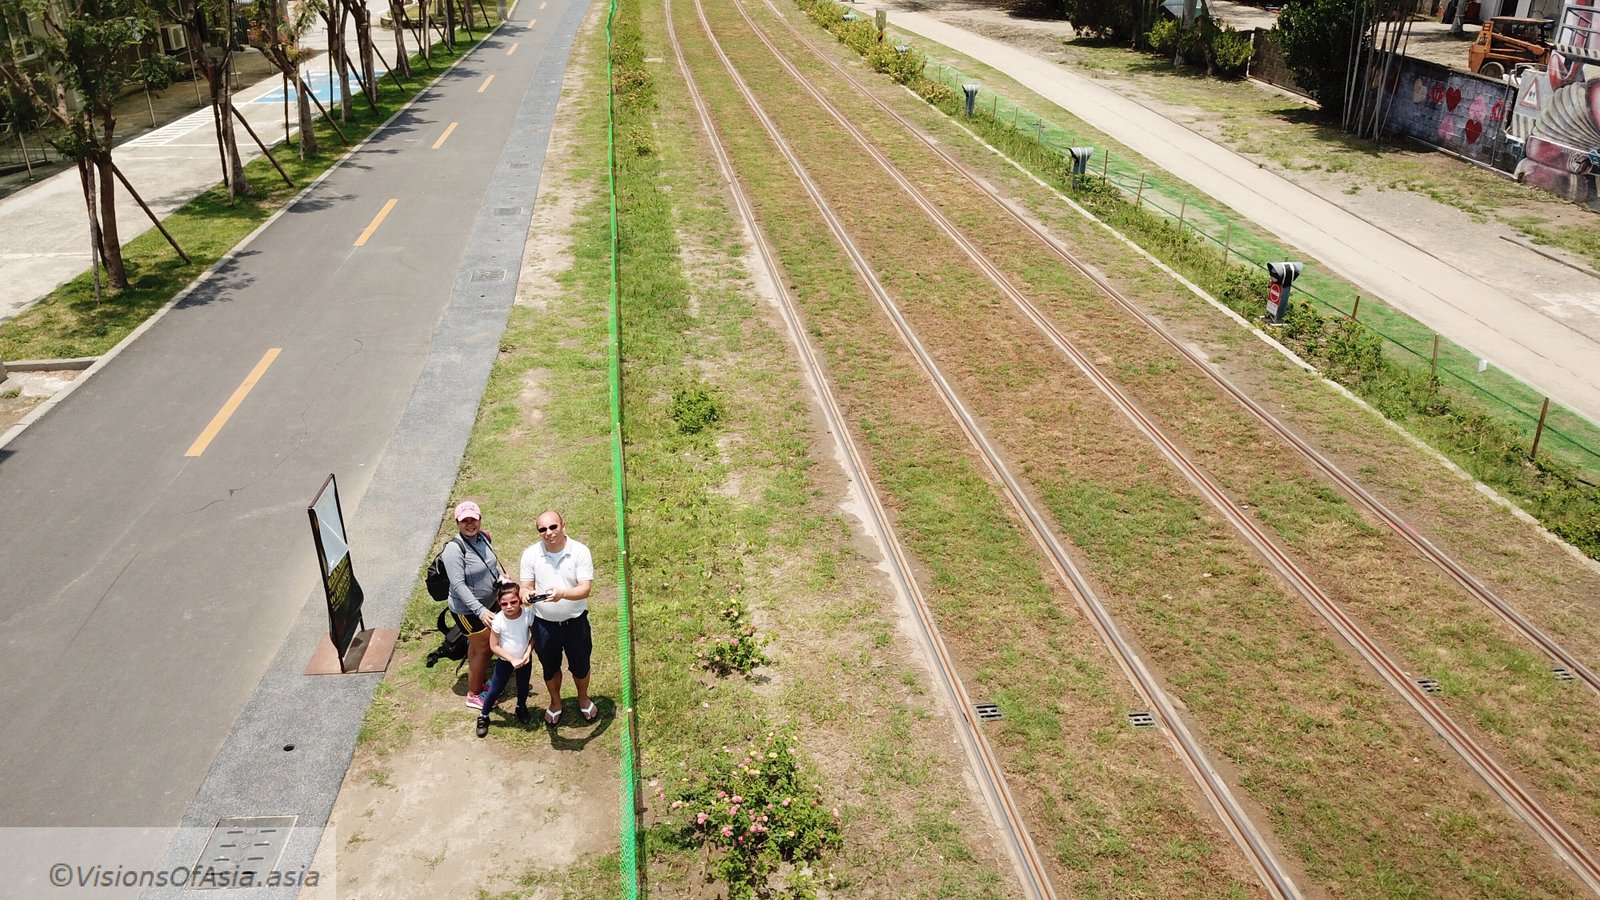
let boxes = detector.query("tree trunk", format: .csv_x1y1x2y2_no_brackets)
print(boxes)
328,8,352,121
94,152,129,289
444,0,456,51
359,5,378,101
390,0,410,77
344,0,380,113
222,59,250,197
77,160,105,303
222,0,251,197
207,70,230,186
296,76,318,155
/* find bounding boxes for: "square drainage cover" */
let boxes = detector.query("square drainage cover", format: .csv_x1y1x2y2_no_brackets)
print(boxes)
1416,677,1443,695
192,815,296,889
493,206,522,216
973,702,1002,722
1126,710,1157,729
470,268,506,283
1552,666,1577,682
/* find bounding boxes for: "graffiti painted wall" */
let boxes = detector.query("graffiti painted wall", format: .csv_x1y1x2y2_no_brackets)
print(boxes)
1377,58,1518,170
1511,0,1600,208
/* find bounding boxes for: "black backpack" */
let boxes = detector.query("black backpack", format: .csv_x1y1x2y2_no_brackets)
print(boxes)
425,532,493,602
425,609,468,668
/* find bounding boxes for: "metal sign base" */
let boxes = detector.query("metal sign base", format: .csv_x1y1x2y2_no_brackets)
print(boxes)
304,627,398,675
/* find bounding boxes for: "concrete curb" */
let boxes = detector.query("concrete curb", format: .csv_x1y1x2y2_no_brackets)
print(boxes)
2,356,97,372
0,40,482,457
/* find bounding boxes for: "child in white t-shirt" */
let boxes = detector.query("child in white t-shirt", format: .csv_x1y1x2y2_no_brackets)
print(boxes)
478,582,534,738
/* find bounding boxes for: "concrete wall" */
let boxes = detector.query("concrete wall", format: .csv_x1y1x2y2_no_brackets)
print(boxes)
1374,53,1521,170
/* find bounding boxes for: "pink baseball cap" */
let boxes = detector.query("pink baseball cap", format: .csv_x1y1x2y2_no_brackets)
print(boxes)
454,501,481,521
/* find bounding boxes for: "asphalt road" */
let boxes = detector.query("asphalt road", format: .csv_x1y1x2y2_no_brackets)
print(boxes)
0,3,582,828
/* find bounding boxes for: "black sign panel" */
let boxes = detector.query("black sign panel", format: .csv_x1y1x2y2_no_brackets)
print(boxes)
308,474,364,661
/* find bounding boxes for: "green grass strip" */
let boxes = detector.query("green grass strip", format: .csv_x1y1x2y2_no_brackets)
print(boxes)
0,27,489,362
608,0,643,894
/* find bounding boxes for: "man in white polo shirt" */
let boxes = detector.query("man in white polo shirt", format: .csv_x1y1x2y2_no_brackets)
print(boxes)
520,509,596,725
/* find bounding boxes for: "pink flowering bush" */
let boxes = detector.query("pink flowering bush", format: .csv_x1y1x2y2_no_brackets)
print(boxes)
673,732,841,898
694,597,770,676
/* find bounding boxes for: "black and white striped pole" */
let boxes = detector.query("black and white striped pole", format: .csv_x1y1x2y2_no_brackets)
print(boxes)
963,84,979,117
1264,261,1302,325
1068,147,1095,175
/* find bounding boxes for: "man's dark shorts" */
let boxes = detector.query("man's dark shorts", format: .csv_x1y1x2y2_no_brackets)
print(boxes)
534,611,591,681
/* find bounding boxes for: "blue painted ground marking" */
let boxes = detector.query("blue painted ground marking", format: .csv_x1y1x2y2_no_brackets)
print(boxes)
252,69,387,104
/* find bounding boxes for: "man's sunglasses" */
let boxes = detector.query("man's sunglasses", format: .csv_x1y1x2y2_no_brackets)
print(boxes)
538,524,560,534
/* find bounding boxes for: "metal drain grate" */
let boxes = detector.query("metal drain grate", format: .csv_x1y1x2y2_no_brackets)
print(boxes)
1416,678,1443,694
493,206,522,216
469,268,505,283
1552,666,1577,682
193,815,295,889
973,702,1002,722
1126,710,1156,729
510,162,531,169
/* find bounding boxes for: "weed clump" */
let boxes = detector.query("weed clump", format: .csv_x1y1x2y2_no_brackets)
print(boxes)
671,382,721,434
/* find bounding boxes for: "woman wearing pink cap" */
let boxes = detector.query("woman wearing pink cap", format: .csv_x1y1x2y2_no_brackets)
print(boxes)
442,500,509,709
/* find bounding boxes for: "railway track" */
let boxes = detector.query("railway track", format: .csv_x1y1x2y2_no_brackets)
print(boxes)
752,0,1600,704
681,0,1600,894
663,4,1060,897
676,1,1301,895
700,3,1600,892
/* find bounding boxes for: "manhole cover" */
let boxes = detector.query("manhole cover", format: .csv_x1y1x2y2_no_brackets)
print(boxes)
973,702,1002,722
192,815,296,889
1126,710,1156,729
470,268,505,283
1416,678,1442,695
1552,666,1577,682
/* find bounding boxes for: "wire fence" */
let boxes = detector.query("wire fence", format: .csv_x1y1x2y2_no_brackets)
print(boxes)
606,0,643,893
926,59,1600,483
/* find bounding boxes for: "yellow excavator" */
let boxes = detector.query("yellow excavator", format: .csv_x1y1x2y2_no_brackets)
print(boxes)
1469,16,1553,78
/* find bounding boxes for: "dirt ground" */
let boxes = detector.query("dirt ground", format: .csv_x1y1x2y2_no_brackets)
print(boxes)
0,369,79,432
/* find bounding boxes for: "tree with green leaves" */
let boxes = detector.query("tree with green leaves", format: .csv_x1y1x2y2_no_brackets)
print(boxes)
1059,0,1159,45
1277,0,1370,120
150,0,254,200
0,0,179,291
248,0,318,156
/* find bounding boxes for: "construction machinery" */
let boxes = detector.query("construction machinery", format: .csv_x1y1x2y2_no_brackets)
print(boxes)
1469,16,1553,77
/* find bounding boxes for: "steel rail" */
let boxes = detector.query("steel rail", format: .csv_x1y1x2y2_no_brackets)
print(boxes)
757,0,1600,701
662,4,1057,898
689,2,1300,895
708,1,1600,893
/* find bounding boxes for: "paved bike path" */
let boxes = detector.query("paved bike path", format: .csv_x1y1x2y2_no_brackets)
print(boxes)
0,0,585,849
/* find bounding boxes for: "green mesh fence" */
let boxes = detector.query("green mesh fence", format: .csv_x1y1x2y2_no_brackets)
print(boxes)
607,0,643,893
922,58,1600,481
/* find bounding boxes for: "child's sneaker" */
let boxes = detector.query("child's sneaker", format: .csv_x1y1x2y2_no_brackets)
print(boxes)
515,705,531,724
466,691,485,710
476,715,489,738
